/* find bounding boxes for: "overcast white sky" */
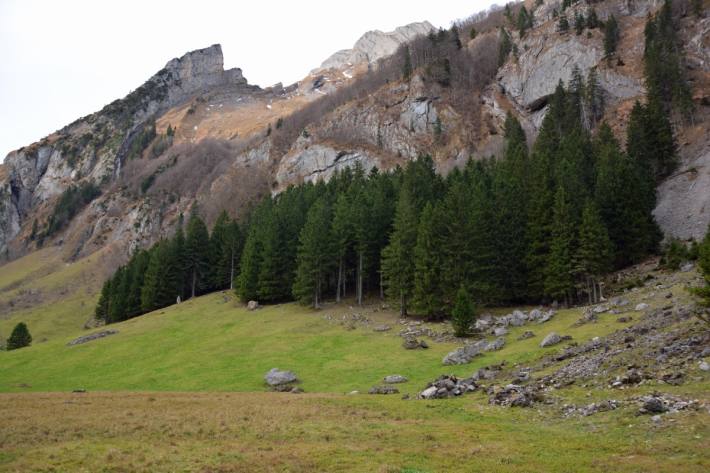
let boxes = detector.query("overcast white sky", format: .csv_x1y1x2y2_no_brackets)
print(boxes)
0,0,497,160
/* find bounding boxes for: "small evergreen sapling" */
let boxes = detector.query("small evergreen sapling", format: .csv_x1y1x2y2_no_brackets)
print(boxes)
6,322,32,350
451,286,475,337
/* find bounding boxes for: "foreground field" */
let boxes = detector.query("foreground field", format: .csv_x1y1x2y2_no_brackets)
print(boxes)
0,391,708,473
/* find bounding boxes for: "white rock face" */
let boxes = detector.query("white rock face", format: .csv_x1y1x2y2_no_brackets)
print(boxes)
498,36,642,111
275,144,378,189
318,22,434,71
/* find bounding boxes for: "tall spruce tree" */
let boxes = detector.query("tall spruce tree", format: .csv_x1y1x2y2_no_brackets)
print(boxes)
413,202,444,318
575,200,612,303
545,185,576,304
185,212,211,298
381,185,418,316
603,14,619,59
292,199,334,307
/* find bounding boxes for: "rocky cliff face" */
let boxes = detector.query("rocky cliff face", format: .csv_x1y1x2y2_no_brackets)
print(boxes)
0,44,256,259
318,22,435,72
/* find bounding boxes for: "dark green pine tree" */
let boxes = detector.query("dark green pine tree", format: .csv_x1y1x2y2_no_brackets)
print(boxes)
643,0,693,118
595,123,660,267
6,322,32,350
141,240,179,312
236,215,264,302
95,277,112,321
603,14,619,59
209,211,231,291
627,99,677,180
545,185,576,305
125,249,150,318
107,265,130,323
498,27,513,67
586,8,599,29
292,199,334,308
558,14,569,33
222,219,243,291
413,202,444,318
381,185,418,316
331,193,354,302
451,285,476,337
692,225,710,310
492,113,529,301
584,67,604,128
574,199,613,304
184,212,211,299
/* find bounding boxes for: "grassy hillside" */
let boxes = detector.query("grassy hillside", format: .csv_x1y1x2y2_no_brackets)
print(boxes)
0,289,646,393
0,247,109,344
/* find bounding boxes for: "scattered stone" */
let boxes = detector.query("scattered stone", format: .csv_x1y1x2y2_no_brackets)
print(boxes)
489,384,542,407
616,316,633,323
402,337,428,350
369,385,399,395
563,399,620,417
611,368,645,387
680,262,694,272
493,327,509,337
247,300,259,311
373,324,391,332
418,374,477,399
517,331,535,341
528,309,542,321
443,340,487,365
264,368,298,387
610,297,630,307
651,414,662,424
699,361,710,372
640,396,667,414
485,337,506,351
383,375,408,384
635,303,649,311
347,390,359,395
540,332,562,348
67,330,118,346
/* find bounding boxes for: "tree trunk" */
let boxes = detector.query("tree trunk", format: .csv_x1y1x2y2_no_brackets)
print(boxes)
336,258,343,303
191,270,197,299
379,271,384,300
229,248,235,290
357,252,363,306
587,277,592,305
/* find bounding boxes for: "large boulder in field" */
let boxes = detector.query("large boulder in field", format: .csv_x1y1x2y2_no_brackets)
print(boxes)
540,332,562,348
264,368,298,386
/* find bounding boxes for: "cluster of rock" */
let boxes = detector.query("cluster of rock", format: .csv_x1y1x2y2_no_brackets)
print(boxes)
488,384,543,408
562,400,621,417
475,308,555,332
418,375,478,399
636,392,702,415
402,337,429,350
540,332,572,348
442,337,505,365
264,368,302,393
67,330,118,346
398,320,454,343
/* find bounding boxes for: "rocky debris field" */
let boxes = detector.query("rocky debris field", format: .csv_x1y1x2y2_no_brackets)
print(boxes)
67,330,118,346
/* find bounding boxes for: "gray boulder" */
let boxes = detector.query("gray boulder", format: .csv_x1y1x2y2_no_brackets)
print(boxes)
264,368,298,386
540,332,562,348
383,374,408,384
635,303,649,311
369,385,399,395
493,327,509,337
247,300,259,311
442,340,487,365
485,337,506,352
517,330,535,341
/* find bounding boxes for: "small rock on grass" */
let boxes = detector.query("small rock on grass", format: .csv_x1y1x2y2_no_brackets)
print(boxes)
369,385,399,395
383,375,408,384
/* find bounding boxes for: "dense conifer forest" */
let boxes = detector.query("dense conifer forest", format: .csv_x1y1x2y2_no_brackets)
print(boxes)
95,0,702,324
